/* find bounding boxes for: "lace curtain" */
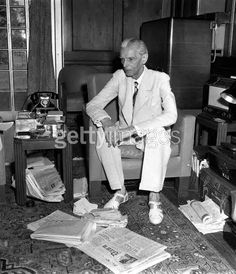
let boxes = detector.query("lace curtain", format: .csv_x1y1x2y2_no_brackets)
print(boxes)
27,0,56,94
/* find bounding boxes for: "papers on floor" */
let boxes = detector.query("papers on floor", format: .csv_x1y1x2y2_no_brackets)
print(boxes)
179,197,228,234
84,208,128,228
73,198,128,228
25,155,65,202
73,177,88,199
74,226,171,274
73,197,98,215
27,210,78,231
31,219,96,245
28,210,96,245
28,208,170,273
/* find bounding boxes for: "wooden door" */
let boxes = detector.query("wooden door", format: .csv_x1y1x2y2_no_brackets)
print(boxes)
63,0,123,72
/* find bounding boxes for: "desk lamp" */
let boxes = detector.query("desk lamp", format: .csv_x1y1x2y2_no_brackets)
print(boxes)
220,82,236,104
220,82,236,123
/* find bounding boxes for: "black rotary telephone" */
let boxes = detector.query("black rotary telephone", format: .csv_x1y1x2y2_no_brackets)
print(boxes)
22,91,59,113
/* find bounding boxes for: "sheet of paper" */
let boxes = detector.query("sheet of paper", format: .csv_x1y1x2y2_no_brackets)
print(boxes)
73,197,98,216
0,122,14,132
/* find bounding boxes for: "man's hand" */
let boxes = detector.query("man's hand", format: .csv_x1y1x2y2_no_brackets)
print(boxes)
101,118,119,147
117,126,137,142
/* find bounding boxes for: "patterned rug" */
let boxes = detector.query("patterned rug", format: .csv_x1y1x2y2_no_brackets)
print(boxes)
0,186,235,274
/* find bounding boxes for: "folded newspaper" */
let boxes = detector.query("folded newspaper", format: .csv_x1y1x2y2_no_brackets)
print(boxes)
27,210,78,231
14,155,66,202
73,198,128,228
84,208,128,228
31,219,96,245
28,210,96,245
179,197,228,234
74,226,171,274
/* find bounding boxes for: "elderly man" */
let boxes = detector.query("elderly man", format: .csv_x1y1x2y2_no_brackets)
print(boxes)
86,38,177,225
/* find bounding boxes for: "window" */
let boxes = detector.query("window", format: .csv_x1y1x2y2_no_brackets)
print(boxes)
0,0,29,110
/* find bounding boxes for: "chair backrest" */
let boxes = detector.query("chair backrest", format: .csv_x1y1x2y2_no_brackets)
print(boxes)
87,73,119,122
58,65,98,112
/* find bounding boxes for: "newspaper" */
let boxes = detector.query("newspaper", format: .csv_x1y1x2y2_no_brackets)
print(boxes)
179,197,228,234
12,155,66,202
74,226,171,274
25,166,65,202
30,219,96,245
27,210,78,231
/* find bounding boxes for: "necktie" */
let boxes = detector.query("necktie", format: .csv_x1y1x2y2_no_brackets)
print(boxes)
133,81,138,106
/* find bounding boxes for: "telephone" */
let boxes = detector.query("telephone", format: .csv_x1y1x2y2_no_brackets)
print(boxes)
22,91,59,113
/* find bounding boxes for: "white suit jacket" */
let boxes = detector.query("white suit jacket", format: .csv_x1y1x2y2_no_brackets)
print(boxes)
86,66,177,136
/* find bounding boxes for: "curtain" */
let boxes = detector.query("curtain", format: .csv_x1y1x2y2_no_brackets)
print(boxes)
27,0,56,94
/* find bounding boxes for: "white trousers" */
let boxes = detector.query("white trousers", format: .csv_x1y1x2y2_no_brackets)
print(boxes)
96,127,171,193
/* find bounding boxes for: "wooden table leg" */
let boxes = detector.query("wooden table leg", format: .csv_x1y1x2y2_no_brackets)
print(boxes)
62,141,73,202
14,140,27,205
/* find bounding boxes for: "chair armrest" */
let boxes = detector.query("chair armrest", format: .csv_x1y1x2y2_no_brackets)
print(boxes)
172,109,196,175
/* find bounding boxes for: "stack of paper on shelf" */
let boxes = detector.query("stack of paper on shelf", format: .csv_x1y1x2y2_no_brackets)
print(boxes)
28,210,96,245
25,156,65,202
179,197,228,234
84,208,128,228
74,226,171,274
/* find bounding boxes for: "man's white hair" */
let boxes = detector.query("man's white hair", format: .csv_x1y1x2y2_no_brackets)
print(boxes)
121,38,148,55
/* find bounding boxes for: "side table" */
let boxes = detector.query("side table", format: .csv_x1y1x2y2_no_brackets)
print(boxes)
14,137,73,205
195,112,236,146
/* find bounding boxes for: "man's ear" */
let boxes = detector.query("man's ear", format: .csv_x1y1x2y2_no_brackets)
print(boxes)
142,53,148,64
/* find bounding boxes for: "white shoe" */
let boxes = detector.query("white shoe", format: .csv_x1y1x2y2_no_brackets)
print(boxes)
104,192,128,209
149,201,163,225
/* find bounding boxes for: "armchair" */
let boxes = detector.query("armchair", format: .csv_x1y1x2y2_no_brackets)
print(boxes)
83,73,196,200
0,111,16,203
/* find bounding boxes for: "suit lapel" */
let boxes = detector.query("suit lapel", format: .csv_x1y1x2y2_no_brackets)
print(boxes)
121,77,133,125
121,67,153,125
133,68,152,116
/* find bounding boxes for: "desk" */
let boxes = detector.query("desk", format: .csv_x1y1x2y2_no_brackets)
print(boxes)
195,112,236,146
14,137,73,205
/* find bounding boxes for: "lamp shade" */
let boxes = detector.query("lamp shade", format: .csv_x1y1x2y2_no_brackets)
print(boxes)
220,82,236,104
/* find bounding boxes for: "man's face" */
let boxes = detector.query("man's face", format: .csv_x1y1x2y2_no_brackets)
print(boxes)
120,45,147,79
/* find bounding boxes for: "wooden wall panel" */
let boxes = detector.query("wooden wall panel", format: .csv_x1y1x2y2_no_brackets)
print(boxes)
72,0,114,51
63,0,170,68
63,0,122,69
123,0,171,39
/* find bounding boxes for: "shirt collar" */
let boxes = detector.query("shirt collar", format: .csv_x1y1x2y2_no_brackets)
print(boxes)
134,66,145,86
